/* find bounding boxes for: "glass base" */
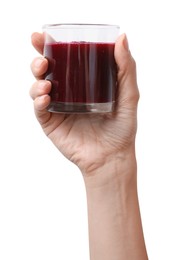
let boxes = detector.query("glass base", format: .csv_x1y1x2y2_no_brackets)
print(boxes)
47,101,115,114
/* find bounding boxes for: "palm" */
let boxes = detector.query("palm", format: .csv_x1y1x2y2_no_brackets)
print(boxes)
41,107,136,172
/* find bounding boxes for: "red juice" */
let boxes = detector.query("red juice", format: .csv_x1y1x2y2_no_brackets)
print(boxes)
44,41,117,112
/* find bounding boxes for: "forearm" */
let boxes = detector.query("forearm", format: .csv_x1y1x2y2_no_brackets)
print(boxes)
83,154,148,260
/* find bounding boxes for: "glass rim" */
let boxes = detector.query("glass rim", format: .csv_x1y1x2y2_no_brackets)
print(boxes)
42,23,120,30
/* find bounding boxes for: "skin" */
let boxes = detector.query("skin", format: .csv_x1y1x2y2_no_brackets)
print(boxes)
30,32,148,260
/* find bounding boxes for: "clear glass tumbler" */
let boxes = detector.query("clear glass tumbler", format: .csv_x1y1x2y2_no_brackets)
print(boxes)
42,24,120,113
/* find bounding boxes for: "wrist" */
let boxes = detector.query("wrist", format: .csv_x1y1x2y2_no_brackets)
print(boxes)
83,151,147,260
82,147,148,260
82,145,137,189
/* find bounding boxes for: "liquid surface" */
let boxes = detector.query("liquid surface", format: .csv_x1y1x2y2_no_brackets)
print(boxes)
44,42,117,103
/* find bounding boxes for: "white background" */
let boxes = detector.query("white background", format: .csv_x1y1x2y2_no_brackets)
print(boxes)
0,0,178,259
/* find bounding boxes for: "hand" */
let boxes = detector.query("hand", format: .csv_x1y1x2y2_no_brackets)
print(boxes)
30,33,148,260
30,33,139,176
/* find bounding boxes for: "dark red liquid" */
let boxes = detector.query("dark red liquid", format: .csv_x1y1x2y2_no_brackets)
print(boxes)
44,42,117,103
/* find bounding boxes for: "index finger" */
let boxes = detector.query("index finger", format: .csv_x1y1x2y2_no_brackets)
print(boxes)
31,32,44,55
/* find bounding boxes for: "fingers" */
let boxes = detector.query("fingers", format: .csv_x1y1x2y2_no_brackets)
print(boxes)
114,34,139,111
30,57,48,79
31,32,44,55
31,32,48,79
34,94,51,112
30,32,52,125
33,94,52,126
30,80,51,125
30,80,51,111
30,80,51,100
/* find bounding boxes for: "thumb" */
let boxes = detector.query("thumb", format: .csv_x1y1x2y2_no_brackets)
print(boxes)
114,34,139,111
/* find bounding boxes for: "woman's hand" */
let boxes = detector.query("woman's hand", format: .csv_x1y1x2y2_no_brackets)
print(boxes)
30,33,148,260
30,33,139,176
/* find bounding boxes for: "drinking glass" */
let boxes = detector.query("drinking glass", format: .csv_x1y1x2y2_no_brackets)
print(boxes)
43,23,120,113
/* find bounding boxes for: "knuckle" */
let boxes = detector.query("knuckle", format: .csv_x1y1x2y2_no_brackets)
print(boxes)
130,56,137,72
130,86,140,104
133,89,140,104
29,87,33,99
123,87,140,107
29,82,36,99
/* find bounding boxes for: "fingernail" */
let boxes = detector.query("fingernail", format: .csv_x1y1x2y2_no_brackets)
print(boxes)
123,34,129,52
35,58,44,68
